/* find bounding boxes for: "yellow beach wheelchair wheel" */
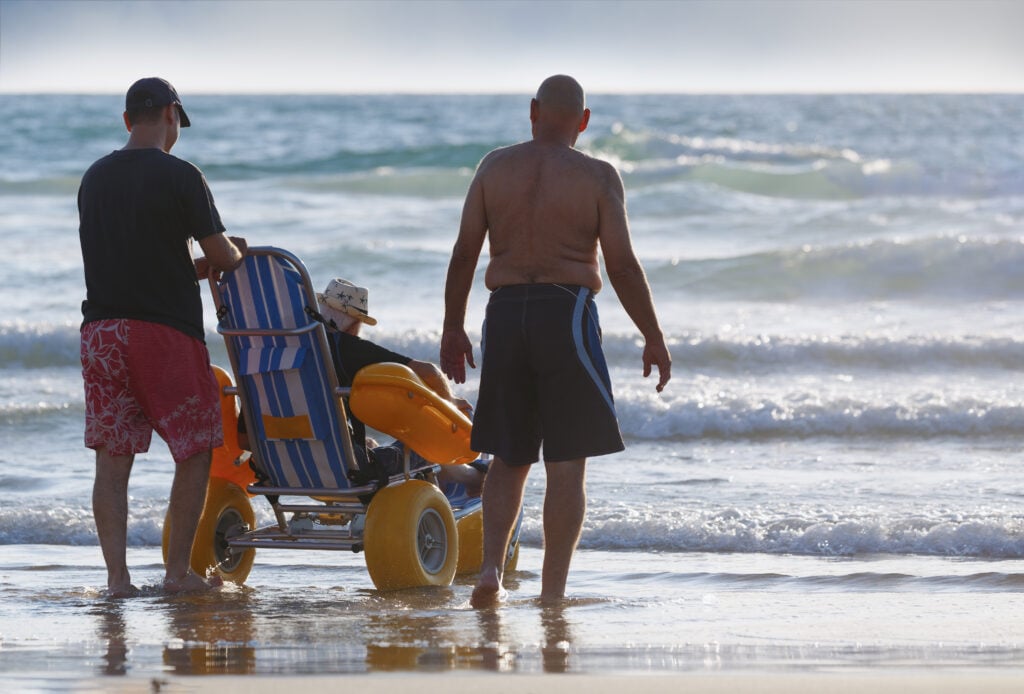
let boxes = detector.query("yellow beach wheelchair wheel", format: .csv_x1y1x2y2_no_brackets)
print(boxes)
455,511,484,575
364,480,458,590
162,477,256,584
455,506,521,576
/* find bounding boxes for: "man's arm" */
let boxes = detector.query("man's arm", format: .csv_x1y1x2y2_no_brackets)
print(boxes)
407,360,473,418
596,164,672,392
196,234,247,278
441,168,489,384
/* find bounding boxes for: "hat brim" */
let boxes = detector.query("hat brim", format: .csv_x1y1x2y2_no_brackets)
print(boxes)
317,293,377,326
175,104,191,127
338,304,377,326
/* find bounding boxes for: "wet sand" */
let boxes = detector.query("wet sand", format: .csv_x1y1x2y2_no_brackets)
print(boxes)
4,547,1024,692
67,672,1024,693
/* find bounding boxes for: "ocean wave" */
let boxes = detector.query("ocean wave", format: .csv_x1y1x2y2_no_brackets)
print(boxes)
591,126,860,168
608,333,1024,373
0,505,103,546
5,93,1022,206
268,168,473,198
591,128,870,201
6,499,1022,560
615,391,1024,440
611,570,1024,591
5,320,1024,376
0,175,83,196
6,126,1018,205
0,322,81,368
0,321,451,370
0,166,474,200
647,235,1024,301
564,506,1024,558
202,141,492,180
6,387,1021,441
0,402,80,423
591,125,1020,200
3,153,1013,203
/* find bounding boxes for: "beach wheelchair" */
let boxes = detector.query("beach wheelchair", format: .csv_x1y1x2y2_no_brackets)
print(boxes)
161,247,519,590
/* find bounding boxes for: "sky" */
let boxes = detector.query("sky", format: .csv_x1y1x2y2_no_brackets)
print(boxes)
1,0,1022,94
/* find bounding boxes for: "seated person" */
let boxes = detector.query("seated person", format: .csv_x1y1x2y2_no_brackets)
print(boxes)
240,278,487,496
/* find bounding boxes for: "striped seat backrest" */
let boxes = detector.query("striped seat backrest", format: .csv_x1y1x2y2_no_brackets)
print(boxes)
216,251,357,491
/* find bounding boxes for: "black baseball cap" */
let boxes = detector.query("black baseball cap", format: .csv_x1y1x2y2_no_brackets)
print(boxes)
125,77,191,127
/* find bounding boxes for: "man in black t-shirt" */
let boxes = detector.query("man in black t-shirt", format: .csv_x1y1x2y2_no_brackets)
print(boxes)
78,77,247,597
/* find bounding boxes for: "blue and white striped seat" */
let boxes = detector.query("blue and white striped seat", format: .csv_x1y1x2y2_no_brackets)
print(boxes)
214,248,362,494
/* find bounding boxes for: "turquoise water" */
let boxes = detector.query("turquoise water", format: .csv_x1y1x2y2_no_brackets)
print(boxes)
1,93,1023,681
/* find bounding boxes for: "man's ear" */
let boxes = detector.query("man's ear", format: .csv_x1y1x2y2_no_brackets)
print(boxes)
123,111,132,132
530,98,539,123
578,108,591,133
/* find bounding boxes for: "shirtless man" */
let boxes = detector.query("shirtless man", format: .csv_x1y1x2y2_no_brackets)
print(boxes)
440,75,671,606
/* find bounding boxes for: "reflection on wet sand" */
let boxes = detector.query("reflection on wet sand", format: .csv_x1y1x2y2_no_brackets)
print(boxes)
475,608,511,671
93,601,128,676
160,591,257,675
365,594,578,674
540,605,574,673
88,570,588,676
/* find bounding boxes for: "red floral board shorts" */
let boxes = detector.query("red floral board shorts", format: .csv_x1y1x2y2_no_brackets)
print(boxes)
81,319,224,462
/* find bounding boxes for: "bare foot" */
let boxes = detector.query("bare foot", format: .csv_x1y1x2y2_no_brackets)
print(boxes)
103,583,140,599
470,583,507,608
539,592,567,606
470,567,507,608
163,571,223,594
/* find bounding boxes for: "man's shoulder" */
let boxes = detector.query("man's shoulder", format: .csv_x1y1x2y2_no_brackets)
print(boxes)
575,148,616,173
84,148,201,176
576,152,621,192
156,150,204,176
479,142,525,168
480,141,610,171
83,149,133,176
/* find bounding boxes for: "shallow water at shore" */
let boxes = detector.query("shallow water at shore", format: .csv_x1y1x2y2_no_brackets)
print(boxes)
3,543,1024,686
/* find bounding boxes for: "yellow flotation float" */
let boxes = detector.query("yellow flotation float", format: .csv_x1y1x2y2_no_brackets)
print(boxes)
349,362,477,465
210,364,257,491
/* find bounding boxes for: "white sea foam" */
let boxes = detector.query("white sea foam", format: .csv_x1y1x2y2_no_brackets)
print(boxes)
7,320,1024,374
564,506,1024,558
615,393,1024,440
7,498,1022,560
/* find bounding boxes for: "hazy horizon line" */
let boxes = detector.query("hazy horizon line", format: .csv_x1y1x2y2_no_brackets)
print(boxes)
3,88,1022,97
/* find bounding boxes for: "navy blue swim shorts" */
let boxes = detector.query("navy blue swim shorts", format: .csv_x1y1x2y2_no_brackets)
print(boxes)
471,283,625,465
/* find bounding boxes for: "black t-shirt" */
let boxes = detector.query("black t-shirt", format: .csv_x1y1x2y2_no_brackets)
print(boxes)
328,330,412,387
78,148,226,342
329,331,412,445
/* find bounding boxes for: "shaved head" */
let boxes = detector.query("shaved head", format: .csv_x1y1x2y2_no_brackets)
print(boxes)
535,75,585,117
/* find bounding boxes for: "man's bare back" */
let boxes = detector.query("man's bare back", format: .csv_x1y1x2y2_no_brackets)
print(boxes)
442,74,669,391
441,74,671,608
477,140,613,291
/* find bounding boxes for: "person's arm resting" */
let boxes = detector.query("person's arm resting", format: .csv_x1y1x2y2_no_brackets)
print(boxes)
441,169,489,383
407,359,473,417
597,164,672,392
196,234,247,278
